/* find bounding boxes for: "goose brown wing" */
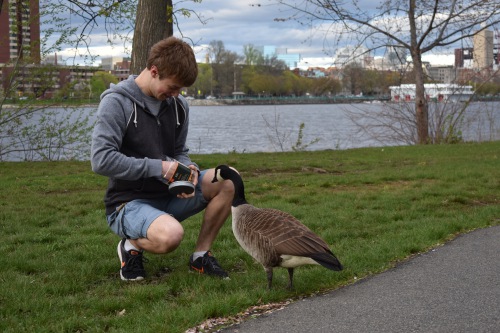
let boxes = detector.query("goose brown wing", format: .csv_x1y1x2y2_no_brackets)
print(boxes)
233,205,281,267
244,206,333,256
260,209,343,271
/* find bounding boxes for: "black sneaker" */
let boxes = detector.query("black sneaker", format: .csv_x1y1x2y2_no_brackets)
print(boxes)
117,238,147,281
189,251,229,279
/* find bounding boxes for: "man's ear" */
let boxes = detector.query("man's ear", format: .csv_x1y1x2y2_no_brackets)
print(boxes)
150,65,158,78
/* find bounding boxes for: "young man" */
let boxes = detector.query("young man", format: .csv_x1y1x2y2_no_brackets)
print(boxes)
91,36,234,281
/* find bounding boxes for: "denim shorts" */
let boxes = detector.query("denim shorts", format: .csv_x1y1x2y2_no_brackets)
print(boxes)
106,170,209,239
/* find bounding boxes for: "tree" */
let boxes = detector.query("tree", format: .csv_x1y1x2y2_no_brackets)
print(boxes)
207,40,244,96
1,0,208,160
189,63,212,97
282,71,311,96
130,0,172,74
91,71,119,96
130,0,209,73
274,0,500,144
342,63,364,95
243,44,264,65
39,0,136,65
309,76,341,96
39,0,206,71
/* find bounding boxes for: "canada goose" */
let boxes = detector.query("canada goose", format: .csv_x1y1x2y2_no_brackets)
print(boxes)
212,165,343,289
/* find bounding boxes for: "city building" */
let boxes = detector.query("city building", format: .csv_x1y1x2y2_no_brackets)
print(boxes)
41,53,64,66
276,53,301,69
0,0,40,64
427,65,456,84
101,56,131,81
390,84,474,102
0,0,99,99
333,46,369,68
257,45,301,69
454,48,474,68
383,46,407,70
473,28,494,69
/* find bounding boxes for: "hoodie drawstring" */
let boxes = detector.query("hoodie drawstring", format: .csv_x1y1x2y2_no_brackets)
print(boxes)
128,99,183,129
126,102,138,129
174,97,180,127
133,103,138,127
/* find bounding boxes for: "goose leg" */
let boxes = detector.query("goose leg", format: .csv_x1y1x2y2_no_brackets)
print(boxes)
265,267,273,290
287,268,294,290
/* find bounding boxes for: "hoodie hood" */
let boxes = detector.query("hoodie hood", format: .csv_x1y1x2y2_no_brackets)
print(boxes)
99,75,188,129
101,75,145,109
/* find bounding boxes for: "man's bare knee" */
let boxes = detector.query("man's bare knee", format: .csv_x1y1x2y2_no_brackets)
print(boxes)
142,215,184,254
155,230,183,253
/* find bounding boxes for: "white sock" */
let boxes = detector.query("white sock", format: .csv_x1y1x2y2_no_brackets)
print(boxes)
124,239,140,252
192,251,207,260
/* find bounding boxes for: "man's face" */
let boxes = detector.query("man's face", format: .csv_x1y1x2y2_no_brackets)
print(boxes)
150,66,183,100
153,77,183,100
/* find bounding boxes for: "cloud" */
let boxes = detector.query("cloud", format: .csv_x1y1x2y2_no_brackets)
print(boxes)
176,0,326,57
44,0,458,68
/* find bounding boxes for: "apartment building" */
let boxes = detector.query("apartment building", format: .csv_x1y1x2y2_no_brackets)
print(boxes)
0,0,40,64
473,29,494,69
0,0,99,99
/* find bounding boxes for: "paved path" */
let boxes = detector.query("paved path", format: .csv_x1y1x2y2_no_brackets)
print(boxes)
220,225,500,333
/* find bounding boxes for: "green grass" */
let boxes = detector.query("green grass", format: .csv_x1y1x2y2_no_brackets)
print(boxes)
1,142,499,332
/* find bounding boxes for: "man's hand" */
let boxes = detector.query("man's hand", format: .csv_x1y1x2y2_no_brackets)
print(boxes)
161,161,198,198
176,164,198,198
161,161,178,182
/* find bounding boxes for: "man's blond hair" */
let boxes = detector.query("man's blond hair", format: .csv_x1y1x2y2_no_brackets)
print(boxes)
146,37,198,87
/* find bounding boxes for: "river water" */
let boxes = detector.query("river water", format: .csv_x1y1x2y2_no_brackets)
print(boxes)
187,103,371,154
2,102,499,161
186,102,500,154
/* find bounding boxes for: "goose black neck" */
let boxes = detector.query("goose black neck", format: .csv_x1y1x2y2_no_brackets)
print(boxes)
227,169,247,207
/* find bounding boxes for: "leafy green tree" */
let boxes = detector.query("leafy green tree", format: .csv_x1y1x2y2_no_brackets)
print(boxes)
309,77,341,96
189,63,213,97
475,82,500,96
91,71,119,97
248,73,274,96
281,71,309,96
360,70,382,96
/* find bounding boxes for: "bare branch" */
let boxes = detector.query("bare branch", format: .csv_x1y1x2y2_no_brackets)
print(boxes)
273,0,500,144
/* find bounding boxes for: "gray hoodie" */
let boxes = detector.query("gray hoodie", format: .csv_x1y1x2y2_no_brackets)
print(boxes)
91,75,196,214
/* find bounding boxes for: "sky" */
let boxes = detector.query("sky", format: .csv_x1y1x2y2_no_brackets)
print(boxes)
53,0,458,68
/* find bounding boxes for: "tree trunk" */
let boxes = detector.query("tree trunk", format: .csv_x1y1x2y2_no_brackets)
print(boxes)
412,53,429,144
408,0,429,144
130,0,173,75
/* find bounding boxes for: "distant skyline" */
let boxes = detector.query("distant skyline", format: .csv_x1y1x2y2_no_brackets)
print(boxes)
51,0,458,68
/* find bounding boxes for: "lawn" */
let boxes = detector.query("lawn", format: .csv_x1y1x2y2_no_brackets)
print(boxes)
0,142,499,332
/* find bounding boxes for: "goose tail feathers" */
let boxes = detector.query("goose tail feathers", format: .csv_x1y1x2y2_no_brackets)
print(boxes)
309,252,343,271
